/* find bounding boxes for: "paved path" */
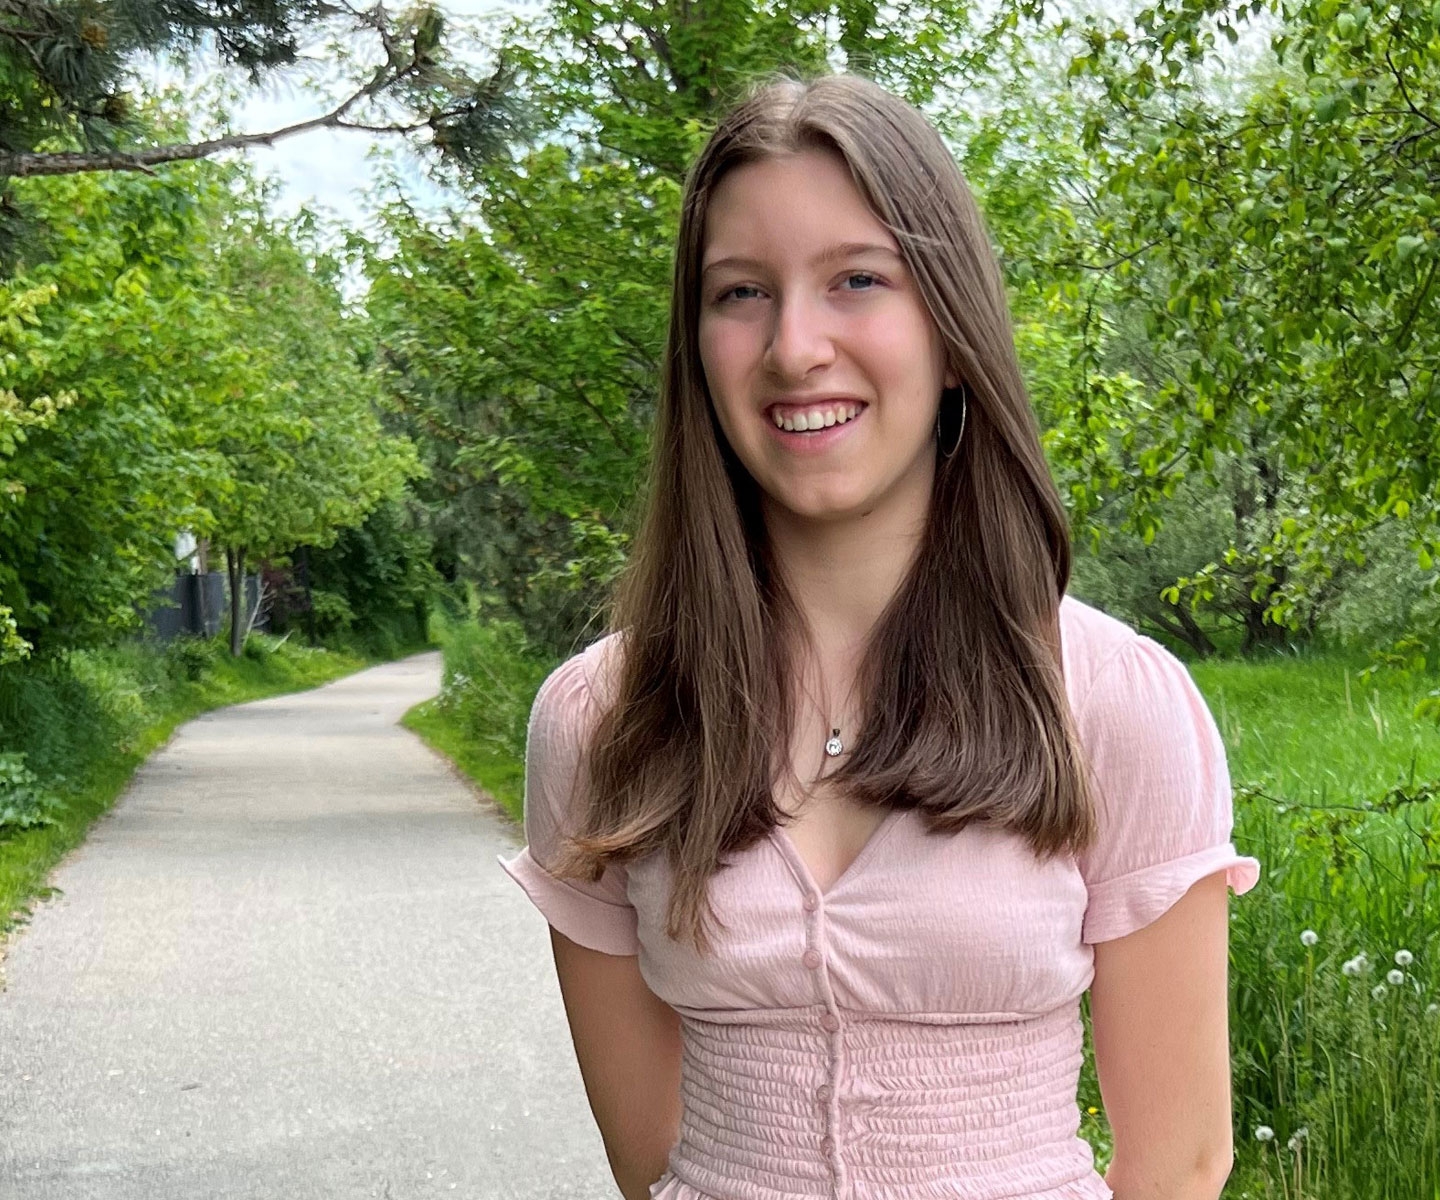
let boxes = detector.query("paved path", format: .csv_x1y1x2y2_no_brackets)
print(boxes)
0,652,617,1200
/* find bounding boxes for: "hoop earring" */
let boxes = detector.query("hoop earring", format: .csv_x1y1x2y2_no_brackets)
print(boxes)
936,386,968,460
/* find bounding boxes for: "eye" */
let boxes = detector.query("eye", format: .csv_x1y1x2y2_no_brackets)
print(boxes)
841,272,882,292
716,284,763,303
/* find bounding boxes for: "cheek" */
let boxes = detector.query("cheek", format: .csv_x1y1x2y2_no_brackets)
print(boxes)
698,319,750,384
855,306,940,372
698,322,756,420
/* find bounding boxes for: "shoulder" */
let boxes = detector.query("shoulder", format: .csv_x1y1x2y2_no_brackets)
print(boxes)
1059,593,1218,758
530,630,627,746
1058,592,1147,717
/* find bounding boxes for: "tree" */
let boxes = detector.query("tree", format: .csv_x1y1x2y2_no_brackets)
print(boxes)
0,0,530,181
0,279,73,662
1024,0,1440,639
203,175,420,656
0,158,238,655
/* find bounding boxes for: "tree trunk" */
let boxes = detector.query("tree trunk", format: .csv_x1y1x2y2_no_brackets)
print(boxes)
227,546,247,658
1138,599,1217,658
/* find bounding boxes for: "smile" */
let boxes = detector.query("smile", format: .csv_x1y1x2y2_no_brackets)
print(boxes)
768,401,866,432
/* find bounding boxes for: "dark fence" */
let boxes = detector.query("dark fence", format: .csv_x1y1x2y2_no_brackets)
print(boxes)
144,572,267,641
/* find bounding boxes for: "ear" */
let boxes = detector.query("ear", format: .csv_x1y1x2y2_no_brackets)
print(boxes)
943,366,961,390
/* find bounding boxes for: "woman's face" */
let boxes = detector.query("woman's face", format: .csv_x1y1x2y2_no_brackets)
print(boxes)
697,147,955,530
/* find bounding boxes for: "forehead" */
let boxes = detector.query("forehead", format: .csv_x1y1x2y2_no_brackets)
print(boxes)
700,149,899,269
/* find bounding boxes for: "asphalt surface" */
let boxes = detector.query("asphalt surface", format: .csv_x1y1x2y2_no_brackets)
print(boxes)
0,651,618,1200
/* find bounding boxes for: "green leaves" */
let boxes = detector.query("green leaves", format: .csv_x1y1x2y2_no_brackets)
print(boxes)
1019,0,1440,633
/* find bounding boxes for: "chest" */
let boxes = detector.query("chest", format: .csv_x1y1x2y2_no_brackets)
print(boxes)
771,784,892,896
624,810,1095,1021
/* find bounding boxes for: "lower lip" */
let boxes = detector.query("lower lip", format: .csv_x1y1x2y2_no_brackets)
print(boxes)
765,408,866,455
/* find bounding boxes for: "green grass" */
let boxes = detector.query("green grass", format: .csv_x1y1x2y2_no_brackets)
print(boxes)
1191,652,1440,1198
0,634,374,946
402,696,525,818
400,611,551,824
1192,653,1440,804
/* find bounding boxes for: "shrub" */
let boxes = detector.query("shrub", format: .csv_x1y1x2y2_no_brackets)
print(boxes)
0,752,64,834
167,634,219,682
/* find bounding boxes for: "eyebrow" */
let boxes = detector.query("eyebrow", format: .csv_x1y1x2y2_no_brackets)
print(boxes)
701,241,903,278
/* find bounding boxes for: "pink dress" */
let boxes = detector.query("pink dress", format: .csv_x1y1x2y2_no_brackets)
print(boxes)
497,594,1260,1200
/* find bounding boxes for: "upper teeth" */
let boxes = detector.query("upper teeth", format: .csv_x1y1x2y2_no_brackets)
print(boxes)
772,403,862,432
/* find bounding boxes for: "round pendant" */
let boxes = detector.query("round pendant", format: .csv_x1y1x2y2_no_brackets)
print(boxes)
824,729,843,758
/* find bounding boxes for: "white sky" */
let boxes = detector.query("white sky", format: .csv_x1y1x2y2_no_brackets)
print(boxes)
130,0,534,237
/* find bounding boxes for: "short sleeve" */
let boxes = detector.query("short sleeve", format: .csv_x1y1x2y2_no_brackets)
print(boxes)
495,649,641,956
1075,634,1260,944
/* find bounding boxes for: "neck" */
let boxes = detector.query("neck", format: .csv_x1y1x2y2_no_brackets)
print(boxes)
762,485,931,662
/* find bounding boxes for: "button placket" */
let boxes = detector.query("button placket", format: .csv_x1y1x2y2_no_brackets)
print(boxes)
802,894,848,1197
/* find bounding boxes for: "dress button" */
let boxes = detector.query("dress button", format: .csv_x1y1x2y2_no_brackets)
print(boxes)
820,1136,835,1155
802,949,822,970
802,893,819,911
816,1084,833,1102
820,1012,840,1032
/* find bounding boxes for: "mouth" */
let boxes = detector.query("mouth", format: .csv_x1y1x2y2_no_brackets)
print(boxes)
766,399,867,433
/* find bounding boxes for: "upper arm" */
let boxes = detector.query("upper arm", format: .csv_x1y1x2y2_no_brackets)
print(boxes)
550,930,683,1195
497,646,679,1193
1075,636,1259,945
1073,634,1260,1193
498,648,642,956
1090,872,1235,1196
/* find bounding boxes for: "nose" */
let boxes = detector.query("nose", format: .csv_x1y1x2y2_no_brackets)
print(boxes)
762,292,836,382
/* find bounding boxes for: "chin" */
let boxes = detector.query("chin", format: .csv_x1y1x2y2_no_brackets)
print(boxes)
770,487,869,524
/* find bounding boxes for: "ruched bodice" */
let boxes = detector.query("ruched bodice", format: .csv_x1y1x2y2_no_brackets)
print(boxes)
658,1007,1102,1200
498,596,1260,1200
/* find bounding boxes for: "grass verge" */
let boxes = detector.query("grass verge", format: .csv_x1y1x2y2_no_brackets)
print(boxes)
401,697,525,820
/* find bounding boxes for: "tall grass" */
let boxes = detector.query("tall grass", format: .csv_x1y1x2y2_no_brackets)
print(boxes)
401,611,551,819
1193,654,1440,1198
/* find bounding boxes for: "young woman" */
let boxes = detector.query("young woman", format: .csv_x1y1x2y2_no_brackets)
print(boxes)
499,71,1259,1200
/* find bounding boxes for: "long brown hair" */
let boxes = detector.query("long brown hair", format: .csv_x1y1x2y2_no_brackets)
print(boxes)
550,71,1096,955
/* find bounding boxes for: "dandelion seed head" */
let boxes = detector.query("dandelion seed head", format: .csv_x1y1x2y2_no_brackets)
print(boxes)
1254,1125,1275,1142
1372,984,1388,1000
1426,1004,1438,1017
1387,969,1405,986
1342,956,1368,977
1300,929,1318,947
1395,949,1414,967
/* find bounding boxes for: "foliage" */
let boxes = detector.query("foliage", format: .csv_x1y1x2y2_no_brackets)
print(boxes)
203,171,422,654
360,149,671,654
402,609,553,817
167,634,220,683
0,278,75,662
0,160,236,657
0,93,423,662
1024,0,1440,642
0,752,63,834
264,497,439,658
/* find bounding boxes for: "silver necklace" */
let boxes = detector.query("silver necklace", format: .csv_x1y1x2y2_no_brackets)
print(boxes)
798,658,855,761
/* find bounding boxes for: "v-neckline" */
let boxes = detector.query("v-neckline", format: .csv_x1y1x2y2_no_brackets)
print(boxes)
768,807,903,903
